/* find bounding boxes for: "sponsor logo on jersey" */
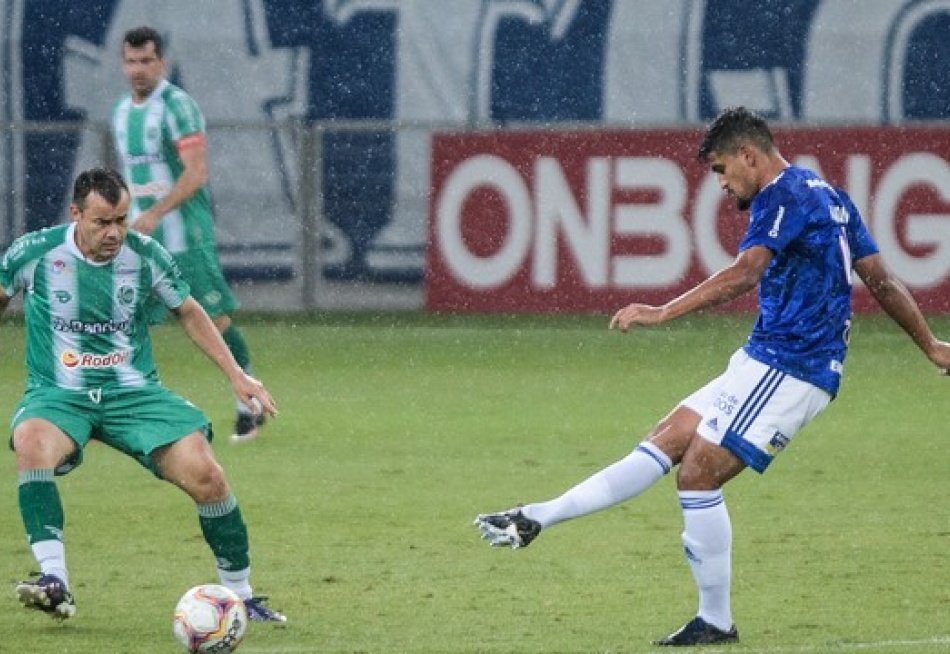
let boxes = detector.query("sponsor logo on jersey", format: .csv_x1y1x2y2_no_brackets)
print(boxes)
713,392,738,416
130,181,171,198
53,290,71,303
52,317,130,335
60,348,132,369
5,233,44,261
125,153,164,166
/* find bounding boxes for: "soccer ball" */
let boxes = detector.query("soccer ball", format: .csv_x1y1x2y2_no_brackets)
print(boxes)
173,584,248,653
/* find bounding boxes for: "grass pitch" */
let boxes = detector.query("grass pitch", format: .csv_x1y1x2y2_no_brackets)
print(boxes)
1,312,950,653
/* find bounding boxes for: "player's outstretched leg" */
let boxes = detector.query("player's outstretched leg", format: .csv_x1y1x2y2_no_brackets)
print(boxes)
474,507,542,549
15,573,76,621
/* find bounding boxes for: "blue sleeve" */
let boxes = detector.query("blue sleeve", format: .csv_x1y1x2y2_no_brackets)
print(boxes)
835,188,879,262
739,183,809,254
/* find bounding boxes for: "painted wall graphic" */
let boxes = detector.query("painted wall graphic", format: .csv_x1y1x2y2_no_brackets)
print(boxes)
1,0,949,295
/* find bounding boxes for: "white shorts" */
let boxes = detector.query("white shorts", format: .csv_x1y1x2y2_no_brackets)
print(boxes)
682,349,832,473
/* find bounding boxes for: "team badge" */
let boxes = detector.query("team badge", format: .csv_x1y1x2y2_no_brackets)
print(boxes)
117,284,136,305
766,431,790,455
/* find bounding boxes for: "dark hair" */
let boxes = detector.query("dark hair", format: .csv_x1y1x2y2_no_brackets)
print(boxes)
123,26,164,58
697,106,774,161
73,168,128,211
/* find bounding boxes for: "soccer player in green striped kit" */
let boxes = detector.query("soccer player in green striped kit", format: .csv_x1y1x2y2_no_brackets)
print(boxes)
4,168,285,622
112,25,263,443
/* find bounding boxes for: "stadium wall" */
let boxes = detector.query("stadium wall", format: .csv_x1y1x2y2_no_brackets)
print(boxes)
1,0,949,313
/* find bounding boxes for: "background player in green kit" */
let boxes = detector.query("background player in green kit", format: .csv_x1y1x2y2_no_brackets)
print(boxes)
3,168,286,622
112,25,263,443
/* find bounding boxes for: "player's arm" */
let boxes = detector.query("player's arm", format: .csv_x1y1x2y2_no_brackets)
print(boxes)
610,245,772,332
854,253,950,371
173,296,278,416
132,136,209,235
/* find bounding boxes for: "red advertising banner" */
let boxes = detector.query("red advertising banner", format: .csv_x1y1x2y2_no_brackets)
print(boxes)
426,127,950,314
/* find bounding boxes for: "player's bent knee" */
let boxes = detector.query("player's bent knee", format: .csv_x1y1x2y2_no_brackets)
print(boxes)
675,462,715,491
676,449,725,490
12,421,75,469
187,462,231,503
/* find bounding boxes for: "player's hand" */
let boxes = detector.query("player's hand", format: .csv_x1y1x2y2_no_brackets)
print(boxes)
609,303,665,332
233,373,278,418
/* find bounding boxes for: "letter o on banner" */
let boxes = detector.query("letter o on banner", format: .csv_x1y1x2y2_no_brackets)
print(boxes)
436,155,532,289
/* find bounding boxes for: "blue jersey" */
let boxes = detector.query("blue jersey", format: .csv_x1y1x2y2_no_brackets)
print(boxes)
739,166,878,396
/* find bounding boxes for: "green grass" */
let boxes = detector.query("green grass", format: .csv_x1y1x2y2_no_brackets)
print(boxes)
2,312,950,653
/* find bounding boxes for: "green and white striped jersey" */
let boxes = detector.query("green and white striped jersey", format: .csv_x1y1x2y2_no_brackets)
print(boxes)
111,79,216,255
0,224,191,391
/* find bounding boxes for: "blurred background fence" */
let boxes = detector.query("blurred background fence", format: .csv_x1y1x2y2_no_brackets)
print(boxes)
0,119,434,312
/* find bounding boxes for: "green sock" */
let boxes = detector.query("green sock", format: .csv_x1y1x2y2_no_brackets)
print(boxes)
198,495,250,572
222,324,252,373
18,470,64,544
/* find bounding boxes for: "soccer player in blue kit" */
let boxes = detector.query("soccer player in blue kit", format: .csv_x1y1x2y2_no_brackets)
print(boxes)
475,107,950,646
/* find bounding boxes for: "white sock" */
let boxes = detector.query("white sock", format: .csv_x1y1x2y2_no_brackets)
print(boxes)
523,442,672,528
679,489,732,631
32,539,69,589
218,567,253,600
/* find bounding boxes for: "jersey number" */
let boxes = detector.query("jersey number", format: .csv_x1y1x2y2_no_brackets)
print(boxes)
837,223,853,346
837,228,853,287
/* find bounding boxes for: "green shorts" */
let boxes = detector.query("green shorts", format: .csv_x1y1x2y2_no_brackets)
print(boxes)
148,246,239,324
10,384,211,478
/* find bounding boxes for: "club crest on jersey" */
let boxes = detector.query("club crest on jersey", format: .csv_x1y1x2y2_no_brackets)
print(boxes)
54,290,72,303
52,260,66,274
61,349,132,369
116,284,136,305
765,431,790,455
